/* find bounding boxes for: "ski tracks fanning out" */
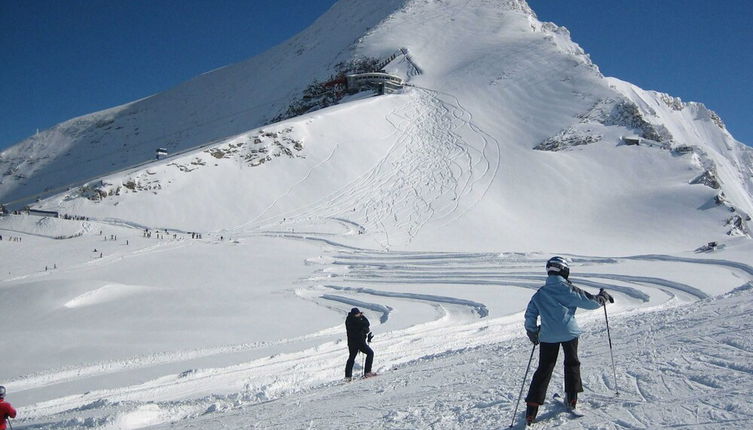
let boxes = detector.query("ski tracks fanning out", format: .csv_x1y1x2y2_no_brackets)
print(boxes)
147,286,753,430
248,88,502,247
11,241,753,429
305,250,749,313
322,284,489,318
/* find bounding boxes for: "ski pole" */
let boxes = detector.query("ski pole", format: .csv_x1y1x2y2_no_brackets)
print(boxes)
7,417,12,430
510,341,537,428
602,300,619,396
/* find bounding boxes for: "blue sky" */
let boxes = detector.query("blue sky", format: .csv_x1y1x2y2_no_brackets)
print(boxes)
1,0,751,151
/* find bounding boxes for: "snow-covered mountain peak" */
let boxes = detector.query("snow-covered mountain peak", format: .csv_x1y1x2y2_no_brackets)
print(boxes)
3,2,753,429
0,0,586,210
2,0,752,253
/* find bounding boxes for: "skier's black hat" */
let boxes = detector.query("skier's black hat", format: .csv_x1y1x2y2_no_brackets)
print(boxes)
350,307,361,315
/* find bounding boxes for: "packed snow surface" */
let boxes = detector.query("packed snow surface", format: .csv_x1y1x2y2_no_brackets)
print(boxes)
2,218,752,429
1,0,752,429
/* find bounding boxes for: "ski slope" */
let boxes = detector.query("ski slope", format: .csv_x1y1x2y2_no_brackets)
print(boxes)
1,0,752,428
146,283,753,430
2,211,752,429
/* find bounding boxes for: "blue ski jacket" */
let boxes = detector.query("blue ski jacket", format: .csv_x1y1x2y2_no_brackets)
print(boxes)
524,275,602,343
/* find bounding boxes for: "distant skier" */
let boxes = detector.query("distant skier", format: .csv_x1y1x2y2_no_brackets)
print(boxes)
344,307,376,380
0,386,17,430
523,257,613,425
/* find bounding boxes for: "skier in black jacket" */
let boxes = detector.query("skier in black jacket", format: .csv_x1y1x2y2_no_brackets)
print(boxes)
344,307,376,379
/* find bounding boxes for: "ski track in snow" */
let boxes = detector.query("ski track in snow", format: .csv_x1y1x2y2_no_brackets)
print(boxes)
6,185,753,428
4,0,753,426
9,186,751,430
11,235,753,429
6,72,753,430
229,87,500,248
318,294,393,324
321,284,489,318
41,285,752,430
167,287,753,430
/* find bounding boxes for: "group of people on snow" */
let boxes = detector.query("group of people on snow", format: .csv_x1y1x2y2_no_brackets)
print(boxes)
342,256,614,426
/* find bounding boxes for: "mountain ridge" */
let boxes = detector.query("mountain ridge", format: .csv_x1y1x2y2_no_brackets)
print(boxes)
1,0,751,253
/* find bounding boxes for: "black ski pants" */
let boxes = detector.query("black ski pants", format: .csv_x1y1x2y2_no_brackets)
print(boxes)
345,342,373,378
525,337,582,405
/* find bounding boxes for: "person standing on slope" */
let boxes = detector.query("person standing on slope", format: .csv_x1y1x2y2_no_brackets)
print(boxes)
344,308,376,380
523,257,613,425
0,386,17,430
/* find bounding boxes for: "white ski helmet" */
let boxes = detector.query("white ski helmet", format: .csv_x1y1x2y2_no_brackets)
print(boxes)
546,256,570,279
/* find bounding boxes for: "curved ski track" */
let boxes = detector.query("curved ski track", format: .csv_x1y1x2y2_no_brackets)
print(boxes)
8,88,753,429
236,88,501,248
13,239,753,429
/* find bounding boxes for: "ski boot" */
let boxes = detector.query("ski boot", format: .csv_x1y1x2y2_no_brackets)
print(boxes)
525,402,539,426
565,392,577,410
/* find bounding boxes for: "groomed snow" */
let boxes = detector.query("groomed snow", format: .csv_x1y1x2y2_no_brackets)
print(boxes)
2,213,752,428
146,283,753,430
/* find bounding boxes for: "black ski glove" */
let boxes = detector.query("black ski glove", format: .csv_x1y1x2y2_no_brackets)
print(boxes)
526,329,539,345
597,289,614,305
367,332,374,343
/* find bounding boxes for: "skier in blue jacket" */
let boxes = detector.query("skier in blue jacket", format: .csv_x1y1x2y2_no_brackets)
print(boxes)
523,256,613,425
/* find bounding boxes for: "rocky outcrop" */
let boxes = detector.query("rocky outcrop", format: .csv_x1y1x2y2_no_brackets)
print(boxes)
535,97,673,152
726,213,751,237
690,169,721,189
712,192,752,237
534,128,601,151
535,95,751,238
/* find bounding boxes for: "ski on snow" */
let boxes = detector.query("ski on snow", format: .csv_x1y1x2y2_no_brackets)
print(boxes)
344,373,379,383
523,393,584,427
552,393,585,418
